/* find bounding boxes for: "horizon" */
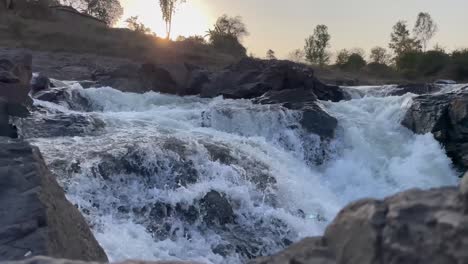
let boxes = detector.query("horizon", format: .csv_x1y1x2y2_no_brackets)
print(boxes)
119,0,468,59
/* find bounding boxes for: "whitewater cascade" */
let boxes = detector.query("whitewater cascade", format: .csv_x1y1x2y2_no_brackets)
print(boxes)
19,82,458,264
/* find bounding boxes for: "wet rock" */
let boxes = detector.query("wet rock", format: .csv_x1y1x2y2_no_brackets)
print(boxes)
33,87,93,112
200,58,346,102
0,53,32,137
0,138,107,262
0,53,32,105
252,184,468,264
402,92,468,170
390,83,441,96
250,237,335,264
31,74,51,94
17,113,105,138
200,190,235,225
93,63,177,94
179,65,211,95
4,256,195,264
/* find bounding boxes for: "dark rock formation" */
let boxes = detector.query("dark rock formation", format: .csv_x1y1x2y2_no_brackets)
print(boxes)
32,86,93,112
16,113,105,138
3,256,193,264
0,138,107,262
390,83,441,96
200,58,346,102
31,74,52,94
0,53,32,137
0,53,32,105
255,88,337,138
92,63,177,94
251,173,466,264
200,190,235,225
402,92,468,170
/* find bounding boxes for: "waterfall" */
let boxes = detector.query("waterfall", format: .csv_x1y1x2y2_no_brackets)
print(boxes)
21,83,457,264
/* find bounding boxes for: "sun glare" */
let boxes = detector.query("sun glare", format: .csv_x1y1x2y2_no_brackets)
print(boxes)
119,0,211,39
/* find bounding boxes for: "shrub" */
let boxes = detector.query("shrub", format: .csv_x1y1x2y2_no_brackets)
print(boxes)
451,49,468,81
418,50,450,76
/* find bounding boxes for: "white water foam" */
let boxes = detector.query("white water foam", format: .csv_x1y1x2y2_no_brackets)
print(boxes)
26,85,458,264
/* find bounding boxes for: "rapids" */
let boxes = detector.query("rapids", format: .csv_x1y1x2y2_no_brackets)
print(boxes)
21,83,458,264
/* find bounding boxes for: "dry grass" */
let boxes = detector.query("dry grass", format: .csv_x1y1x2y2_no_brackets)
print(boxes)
0,14,237,69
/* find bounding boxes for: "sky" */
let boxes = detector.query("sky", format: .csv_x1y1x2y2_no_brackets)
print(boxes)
119,0,468,59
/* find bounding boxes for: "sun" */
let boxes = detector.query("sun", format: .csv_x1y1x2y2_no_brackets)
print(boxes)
118,0,211,39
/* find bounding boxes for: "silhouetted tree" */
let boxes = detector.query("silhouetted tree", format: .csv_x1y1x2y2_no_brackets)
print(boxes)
389,21,421,58
266,49,276,60
125,16,153,34
413,12,438,51
287,49,305,62
206,15,249,57
369,46,392,65
335,49,350,66
58,0,123,25
159,0,186,39
305,25,331,66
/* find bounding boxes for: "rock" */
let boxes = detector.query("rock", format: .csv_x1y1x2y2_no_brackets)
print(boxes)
252,183,468,264
255,88,337,138
16,113,105,138
93,63,177,94
200,58,346,102
402,92,468,170
249,237,335,264
390,83,441,96
0,138,107,262
200,190,235,225
0,53,32,105
3,256,195,264
461,172,468,197
33,87,93,112
31,74,52,94
0,98,17,137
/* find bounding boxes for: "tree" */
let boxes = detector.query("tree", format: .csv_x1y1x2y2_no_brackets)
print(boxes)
369,46,392,65
413,12,438,51
208,14,249,40
266,49,276,60
304,25,331,66
125,16,153,34
206,15,249,57
159,0,186,39
389,21,421,58
58,0,123,25
287,49,305,63
335,49,350,66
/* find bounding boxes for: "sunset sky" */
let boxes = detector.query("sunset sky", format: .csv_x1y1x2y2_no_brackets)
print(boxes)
119,0,468,59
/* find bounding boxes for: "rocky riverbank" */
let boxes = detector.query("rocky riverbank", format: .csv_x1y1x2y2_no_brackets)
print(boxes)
0,50,467,263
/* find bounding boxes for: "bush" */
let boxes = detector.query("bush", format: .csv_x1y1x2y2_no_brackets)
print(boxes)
418,50,450,76
210,34,247,57
451,49,468,81
396,51,422,72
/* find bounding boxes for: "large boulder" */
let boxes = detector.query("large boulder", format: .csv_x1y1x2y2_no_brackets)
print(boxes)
0,53,32,137
0,53,32,105
92,63,178,94
251,174,466,264
0,138,108,262
255,88,337,138
402,92,468,170
200,58,346,102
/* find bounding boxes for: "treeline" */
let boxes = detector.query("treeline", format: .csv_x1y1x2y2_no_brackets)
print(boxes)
283,12,468,81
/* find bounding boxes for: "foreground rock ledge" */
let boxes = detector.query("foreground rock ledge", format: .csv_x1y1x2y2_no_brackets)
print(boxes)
251,174,468,264
0,138,107,262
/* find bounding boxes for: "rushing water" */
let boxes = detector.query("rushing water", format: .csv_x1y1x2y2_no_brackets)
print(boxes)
22,83,458,264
